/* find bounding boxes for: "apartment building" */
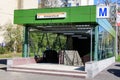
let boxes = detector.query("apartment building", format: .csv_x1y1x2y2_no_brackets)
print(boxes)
67,0,94,7
0,0,38,43
39,0,94,8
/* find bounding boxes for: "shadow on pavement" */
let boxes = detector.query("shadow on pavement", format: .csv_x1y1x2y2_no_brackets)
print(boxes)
107,69,120,77
0,67,6,71
0,59,7,71
75,66,85,71
115,64,120,67
0,59,7,64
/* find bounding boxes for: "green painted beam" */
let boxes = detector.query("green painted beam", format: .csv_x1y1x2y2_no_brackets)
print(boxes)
14,6,96,25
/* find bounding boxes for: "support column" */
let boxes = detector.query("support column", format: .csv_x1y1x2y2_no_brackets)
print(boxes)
66,36,73,50
90,28,93,61
115,26,118,59
94,26,99,61
22,26,29,57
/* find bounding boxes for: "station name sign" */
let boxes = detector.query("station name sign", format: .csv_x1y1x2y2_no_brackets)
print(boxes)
37,12,66,19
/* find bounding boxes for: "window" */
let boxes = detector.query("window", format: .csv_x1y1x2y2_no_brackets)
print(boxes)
76,3,79,6
98,26,114,60
67,3,71,7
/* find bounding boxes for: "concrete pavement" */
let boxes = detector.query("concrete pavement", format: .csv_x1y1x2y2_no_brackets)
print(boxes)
93,62,120,80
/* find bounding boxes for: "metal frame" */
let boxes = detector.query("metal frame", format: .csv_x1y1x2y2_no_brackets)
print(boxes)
23,24,94,62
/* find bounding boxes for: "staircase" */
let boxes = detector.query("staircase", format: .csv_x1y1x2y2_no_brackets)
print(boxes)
7,64,87,78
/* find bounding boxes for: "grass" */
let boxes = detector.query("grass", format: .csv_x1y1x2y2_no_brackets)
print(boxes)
116,55,120,62
0,52,22,58
0,52,41,58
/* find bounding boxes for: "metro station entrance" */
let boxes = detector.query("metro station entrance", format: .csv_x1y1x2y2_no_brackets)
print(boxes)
7,5,116,78
14,6,98,66
25,24,95,66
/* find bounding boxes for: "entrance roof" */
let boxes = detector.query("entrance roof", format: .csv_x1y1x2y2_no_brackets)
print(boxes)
29,24,92,34
14,6,97,26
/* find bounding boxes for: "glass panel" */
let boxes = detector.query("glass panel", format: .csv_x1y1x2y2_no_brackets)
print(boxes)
29,32,66,57
76,3,79,6
68,3,72,7
98,26,114,60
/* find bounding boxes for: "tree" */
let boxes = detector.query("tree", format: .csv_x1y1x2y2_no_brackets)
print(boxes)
39,0,64,8
3,23,23,54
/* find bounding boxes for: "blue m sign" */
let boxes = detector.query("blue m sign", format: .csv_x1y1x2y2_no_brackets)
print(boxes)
97,6,110,18
99,8,107,16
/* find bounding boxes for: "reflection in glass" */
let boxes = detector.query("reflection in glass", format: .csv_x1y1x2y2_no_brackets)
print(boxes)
98,26,114,60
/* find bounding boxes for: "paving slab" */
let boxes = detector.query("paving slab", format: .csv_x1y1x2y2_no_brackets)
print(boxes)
93,62,120,80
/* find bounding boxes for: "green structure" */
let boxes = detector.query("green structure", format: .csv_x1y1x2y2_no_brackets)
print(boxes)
14,5,115,62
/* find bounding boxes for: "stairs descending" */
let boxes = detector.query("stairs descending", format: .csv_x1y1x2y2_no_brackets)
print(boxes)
7,65,87,78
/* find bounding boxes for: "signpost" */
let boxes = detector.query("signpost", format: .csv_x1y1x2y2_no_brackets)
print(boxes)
97,6,110,18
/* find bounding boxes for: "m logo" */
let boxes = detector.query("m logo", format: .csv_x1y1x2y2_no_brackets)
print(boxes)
99,8,107,16
97,6,110,18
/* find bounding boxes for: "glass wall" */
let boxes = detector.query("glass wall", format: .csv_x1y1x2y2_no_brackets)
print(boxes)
98,26,115,60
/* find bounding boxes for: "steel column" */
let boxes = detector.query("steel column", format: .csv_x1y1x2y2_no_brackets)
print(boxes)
90,28,93,61
23,26,29,57
94,26,99,61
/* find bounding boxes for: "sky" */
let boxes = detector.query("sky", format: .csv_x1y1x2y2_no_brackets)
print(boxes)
94,0,118,5
38,0,40,3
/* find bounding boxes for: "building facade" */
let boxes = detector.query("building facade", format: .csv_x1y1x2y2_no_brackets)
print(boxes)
0,0,38,44
67,0,94,7
38,0,94,8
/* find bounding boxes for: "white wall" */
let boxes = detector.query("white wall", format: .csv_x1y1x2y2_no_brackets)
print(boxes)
85,57,115,78
22,0,38,9
0,0,38,25
81,0,94,6
0,0,18,43
0,0,17,25
67,0,94,6
0,0,38,43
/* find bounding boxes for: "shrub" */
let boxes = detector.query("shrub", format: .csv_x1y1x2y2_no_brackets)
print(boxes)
116,55,120,62
0,47,6,54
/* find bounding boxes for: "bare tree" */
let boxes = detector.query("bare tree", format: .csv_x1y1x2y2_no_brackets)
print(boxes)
40,0,64,8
